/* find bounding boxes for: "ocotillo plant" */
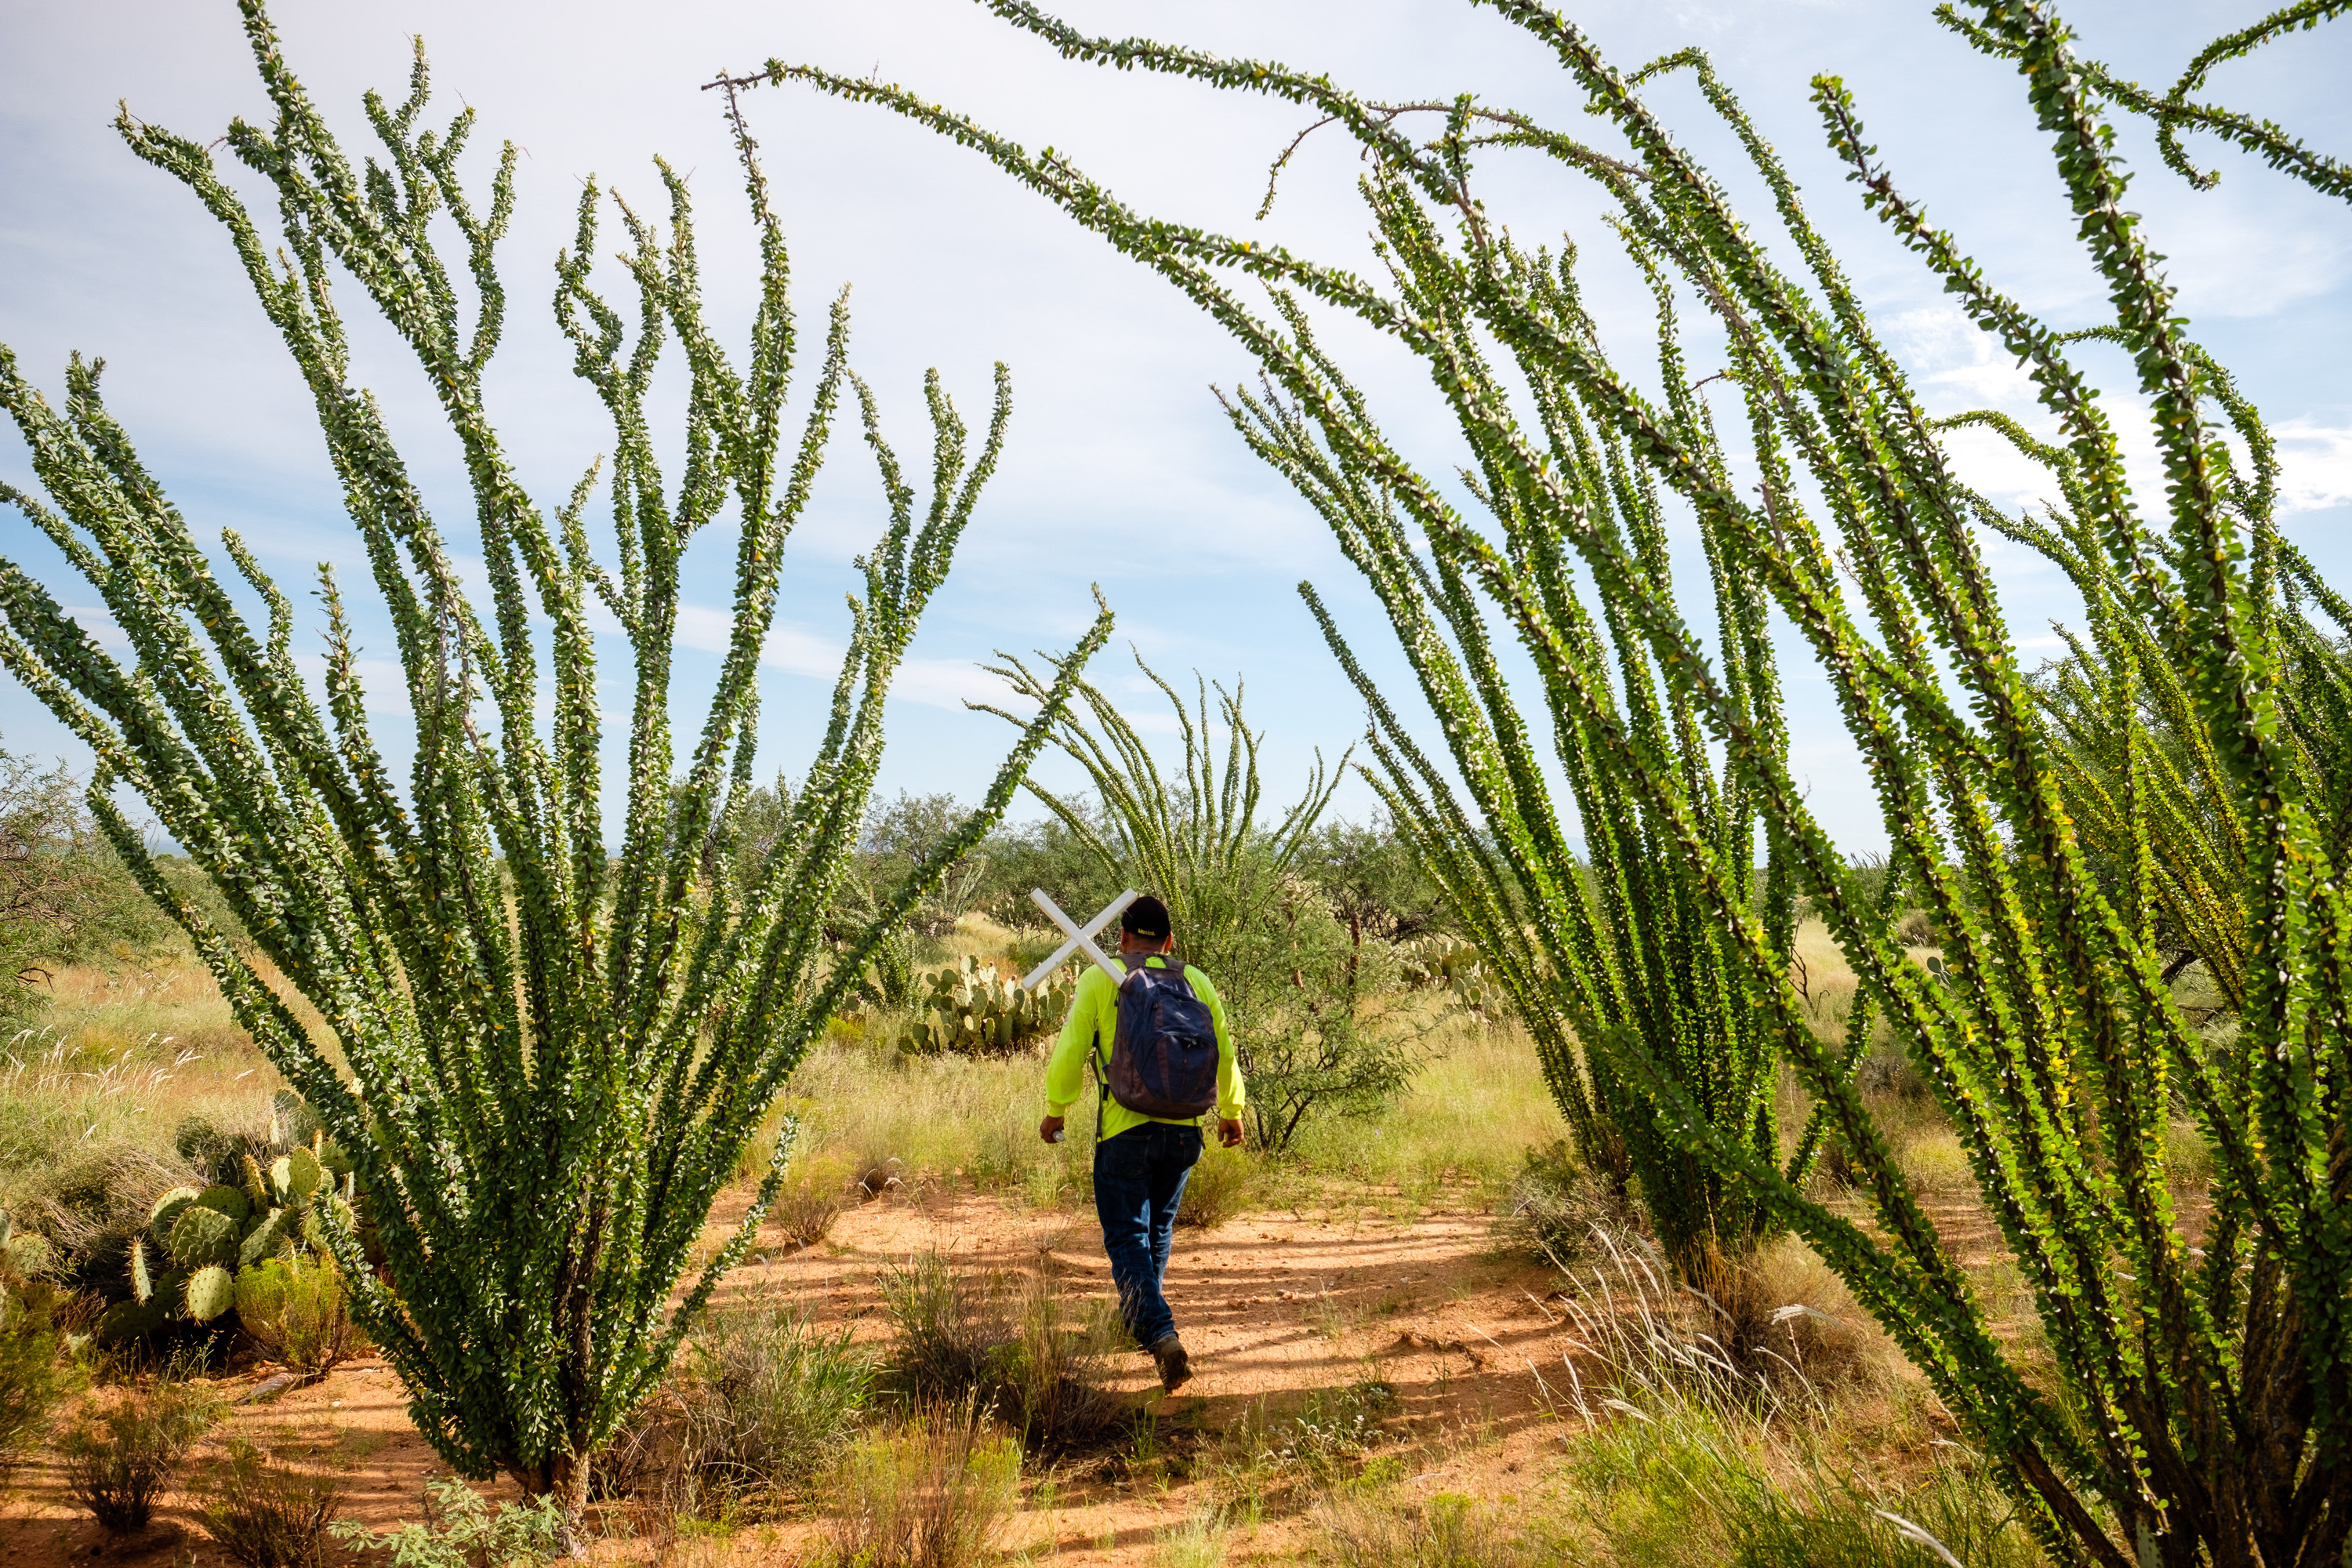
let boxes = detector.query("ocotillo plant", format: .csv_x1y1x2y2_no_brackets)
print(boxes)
2001,509,2352,1014
0,3,1109,1524
981,652,1427,1153
978,648,1338,971
753,1,2350,1562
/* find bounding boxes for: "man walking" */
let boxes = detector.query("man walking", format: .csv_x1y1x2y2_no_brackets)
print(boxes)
1040,895,1244,1392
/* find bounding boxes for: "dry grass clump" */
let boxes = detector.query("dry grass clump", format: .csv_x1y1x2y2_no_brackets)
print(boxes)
12,1142,192,1299
1682,1236,1901,1395
1547,1234,2036,1568
818,1404,1022,1568
193,1440,343,1568
1499,1139,1642,1265
874,1250,1132,1457
1004,1273,1128,1455
879,1249,1015,1407
664,1292,877,1521
1174,1143,1256,1229
59,1376,225,1534
1894,1128,1974,1194
765,1155,855,1250
1319,1490,1545,1568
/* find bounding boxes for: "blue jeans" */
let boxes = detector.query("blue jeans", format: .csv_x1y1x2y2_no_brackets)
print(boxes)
1093,1121,1203,1348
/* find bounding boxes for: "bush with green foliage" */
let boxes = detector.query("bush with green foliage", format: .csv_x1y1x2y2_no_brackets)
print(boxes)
0,1207,81,1477
0,0,1109,1528
1291,816,1454,947
0,746,177,1017
667,1295,877,1520
1229,873,1425,1154
59,1377,225,1534
820,1406,1022,1568
334,1478,567,1568
194,1441,344,1568
232,1257,361,1382
765,1,2352,1559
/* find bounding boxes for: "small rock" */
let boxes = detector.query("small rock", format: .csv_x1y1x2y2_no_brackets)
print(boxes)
237,1372,300,1405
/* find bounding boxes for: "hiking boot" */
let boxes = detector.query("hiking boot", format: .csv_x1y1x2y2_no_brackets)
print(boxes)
1149,1333,1192,1392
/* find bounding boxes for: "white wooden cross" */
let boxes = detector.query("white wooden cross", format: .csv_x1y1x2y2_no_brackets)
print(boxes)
1021,887,1138,992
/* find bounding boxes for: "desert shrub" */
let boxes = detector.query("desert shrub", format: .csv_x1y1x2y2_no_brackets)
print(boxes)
0,748,180,1021
670,1295,877,1520
879,1250,1014,1406
819,1406,1022,1568
0,1260,81,1474
1501,1140,1641,1265
232,1258,358,1381
766,1161,852,1250
1229,880,1427,1156
194,1440,343,1568
1319,1490,1544,1568
59,1377,225,1533
1004,1275,1127,1455
333,1478,567,1568
1891,909,1940,948
1173,1143,1255,1229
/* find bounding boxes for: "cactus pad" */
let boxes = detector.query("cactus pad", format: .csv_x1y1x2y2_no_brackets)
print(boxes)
184,1264,235,1322
150,1184,203,1241
194,1183,252,1224
274,1147,325,1203
239,1206,296,1269
169,1203,241,1271
96,1294,172,1347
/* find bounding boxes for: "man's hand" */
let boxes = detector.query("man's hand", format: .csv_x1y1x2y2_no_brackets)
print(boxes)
1218,1117,1244,1149
1039,1114,1065,1145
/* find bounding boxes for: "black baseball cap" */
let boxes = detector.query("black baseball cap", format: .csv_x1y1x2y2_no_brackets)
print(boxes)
1121,895,1171,941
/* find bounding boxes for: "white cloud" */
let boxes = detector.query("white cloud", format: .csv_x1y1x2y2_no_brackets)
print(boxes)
2274,420,2352,514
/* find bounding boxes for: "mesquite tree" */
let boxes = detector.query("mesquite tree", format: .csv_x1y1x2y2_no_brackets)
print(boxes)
0,3,1109,1519
756,1,2352,1562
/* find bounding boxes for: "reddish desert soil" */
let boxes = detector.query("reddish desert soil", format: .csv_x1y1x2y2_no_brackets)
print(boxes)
2,1185,1588,1566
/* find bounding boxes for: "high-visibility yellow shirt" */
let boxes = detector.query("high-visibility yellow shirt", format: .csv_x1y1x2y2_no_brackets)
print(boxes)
1044,953,1246,1142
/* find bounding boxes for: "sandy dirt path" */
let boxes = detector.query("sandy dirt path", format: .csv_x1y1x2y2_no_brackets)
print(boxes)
3,1185,1581,1566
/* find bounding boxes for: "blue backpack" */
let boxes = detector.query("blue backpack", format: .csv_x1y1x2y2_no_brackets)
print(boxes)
1095,955,1221,1122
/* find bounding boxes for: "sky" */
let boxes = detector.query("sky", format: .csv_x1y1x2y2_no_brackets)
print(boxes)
3,0,2348,852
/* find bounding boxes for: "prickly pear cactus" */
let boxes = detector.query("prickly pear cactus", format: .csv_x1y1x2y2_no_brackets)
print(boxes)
97,1110,365,1345
1396,936,1505,1014
184,1265,235,1323
170,1205,241,1272
906,956,1075,1056
0,1206,50,1280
